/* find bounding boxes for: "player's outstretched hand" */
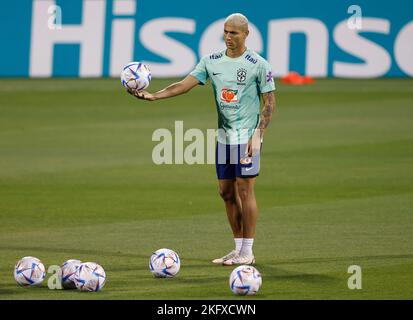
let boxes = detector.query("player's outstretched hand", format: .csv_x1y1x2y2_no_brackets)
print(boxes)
134,90,156,101
126,88,156,101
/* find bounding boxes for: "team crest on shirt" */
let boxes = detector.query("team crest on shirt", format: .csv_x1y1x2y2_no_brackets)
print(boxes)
237,68,247,82
220,88,239,103
237,68,247,84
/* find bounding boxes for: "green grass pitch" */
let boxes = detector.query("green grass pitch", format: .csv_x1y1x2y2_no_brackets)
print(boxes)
0,78,412,299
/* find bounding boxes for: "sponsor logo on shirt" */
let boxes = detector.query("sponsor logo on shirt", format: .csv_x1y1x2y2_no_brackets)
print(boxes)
209,53,223,60
220,88,238,103
245,54,257,64
219,102,240,111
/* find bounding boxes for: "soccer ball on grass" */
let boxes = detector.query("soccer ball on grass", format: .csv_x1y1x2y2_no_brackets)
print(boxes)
14,256,46,287
74,262,106,292
59,259,82,289
229,265,262,295
149,248,180,278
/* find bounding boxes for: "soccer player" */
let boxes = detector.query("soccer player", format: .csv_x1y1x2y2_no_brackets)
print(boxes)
129,13,276,265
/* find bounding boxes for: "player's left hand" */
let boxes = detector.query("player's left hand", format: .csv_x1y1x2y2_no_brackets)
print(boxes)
247,129,263,157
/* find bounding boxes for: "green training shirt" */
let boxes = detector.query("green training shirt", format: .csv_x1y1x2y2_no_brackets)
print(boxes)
190,48,275,144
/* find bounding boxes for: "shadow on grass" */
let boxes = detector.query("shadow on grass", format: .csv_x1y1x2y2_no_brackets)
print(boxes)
258,265,338,284
3,244,412,267
0,283,46,296
269,253,413,266
0,244,148,260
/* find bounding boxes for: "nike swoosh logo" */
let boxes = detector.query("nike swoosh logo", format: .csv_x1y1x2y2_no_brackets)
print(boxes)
245,167,254,171
212,72,222,76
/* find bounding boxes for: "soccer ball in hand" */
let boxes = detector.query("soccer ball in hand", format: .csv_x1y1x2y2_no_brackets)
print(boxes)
59,259,82,289
121,61,151,92
14,256,46,287
74,262,106,292
149,248,180,278
229,265,262,295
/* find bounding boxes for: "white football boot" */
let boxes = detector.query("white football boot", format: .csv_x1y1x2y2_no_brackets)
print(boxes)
223,254,255,266
212,250,238,264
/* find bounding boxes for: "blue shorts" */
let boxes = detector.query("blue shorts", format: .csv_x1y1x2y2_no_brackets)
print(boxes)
215,142,261,179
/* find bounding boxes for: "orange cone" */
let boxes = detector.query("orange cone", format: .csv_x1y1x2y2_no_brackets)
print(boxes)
281,72,315,85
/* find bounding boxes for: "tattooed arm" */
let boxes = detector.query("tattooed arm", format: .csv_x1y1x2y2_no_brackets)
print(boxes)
247,91,276,156
258,91,276,134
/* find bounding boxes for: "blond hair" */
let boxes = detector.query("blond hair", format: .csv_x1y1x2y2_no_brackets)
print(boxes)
224,13,249,31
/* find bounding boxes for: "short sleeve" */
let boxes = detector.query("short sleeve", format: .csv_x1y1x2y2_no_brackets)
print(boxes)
189,56,209,85
257,60,275,93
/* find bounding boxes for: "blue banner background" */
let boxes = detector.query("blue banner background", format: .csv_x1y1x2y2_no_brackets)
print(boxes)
1,0,412,77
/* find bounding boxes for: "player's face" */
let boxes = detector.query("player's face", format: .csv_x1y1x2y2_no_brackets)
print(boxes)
224,23,248,50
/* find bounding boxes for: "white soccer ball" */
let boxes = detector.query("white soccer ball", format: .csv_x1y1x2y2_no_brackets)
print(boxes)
229,265,262,296
149,248,181,278
14,256,46,287
74,262,106,292
121,61,151,91
59,259,82,289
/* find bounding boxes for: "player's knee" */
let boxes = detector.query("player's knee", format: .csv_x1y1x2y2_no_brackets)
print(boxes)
219,188,235,202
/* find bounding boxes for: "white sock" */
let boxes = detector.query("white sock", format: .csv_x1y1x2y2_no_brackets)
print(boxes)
240,238,254,257
234,238,243,254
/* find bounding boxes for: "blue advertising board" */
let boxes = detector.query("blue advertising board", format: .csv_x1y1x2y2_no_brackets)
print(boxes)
0,0,412,77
